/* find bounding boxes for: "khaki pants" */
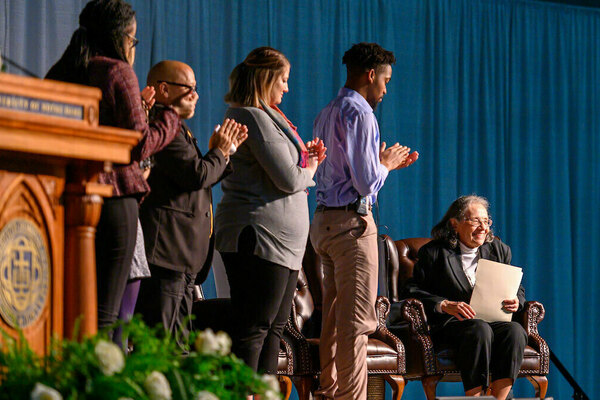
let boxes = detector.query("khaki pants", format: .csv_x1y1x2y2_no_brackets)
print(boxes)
310,209,379,400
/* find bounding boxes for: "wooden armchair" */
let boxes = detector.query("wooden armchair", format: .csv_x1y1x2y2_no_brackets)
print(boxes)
282,241,407,400
384,236,549,400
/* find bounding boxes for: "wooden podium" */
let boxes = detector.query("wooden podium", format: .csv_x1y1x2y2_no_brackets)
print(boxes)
0,73,140,354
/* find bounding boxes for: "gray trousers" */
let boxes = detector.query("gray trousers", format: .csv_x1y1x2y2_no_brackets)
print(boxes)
136,264,197,352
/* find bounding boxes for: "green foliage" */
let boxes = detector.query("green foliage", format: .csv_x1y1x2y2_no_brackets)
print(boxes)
0,317,280,400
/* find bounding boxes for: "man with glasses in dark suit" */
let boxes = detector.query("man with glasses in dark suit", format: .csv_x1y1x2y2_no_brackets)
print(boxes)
136,60,247,350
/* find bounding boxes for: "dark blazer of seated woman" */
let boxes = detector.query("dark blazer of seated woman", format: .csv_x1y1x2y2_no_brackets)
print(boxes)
403,236,525,333
400,195,528,400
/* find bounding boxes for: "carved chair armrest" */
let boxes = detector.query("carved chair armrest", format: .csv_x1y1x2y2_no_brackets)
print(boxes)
370,323,406,374
519,300,550,374
376,296,391,327
386,299,429,336
396,298,430,336
282,301,319,375
387,298,437,376
519,300,545,336
278,337,294,375
282,313,310,361
283,301,310,346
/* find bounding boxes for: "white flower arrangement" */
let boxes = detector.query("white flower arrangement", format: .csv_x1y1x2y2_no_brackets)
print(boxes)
194,328,231,356
144,371,172,400
214,331,232,355
94,339,125,376
261,375,281,400
30,383,63,400
263,388,281,400
1,318,276,400
195,390,219,400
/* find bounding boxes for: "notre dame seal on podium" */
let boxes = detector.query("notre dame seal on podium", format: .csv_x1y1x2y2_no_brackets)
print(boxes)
0,219,50,328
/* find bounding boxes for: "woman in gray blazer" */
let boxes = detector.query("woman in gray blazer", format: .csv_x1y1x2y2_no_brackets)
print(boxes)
214,47,326,377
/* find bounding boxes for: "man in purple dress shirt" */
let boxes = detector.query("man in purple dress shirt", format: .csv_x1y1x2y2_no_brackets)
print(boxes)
310,42,419,400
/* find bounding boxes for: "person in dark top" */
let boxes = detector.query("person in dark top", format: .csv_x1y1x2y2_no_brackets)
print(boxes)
136,60,247,350
45,0,181,336
402,195,527,400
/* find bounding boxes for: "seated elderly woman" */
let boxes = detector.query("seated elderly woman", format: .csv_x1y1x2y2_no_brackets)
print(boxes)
403,195,527,400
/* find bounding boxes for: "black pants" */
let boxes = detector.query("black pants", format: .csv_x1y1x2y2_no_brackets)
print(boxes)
222,250,298,374
95,196,138,335
136,264,197,352
434,319,528,391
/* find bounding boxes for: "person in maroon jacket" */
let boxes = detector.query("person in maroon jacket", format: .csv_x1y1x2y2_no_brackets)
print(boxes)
45,0,182,336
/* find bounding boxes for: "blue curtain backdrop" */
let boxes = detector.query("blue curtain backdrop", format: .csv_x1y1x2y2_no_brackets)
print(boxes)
2,0,599,398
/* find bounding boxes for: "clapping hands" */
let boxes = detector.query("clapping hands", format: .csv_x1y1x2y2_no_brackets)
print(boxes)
209,118,248,157
379,142,419,171
141,86,156,113
307,137,327,163
306,137,327,176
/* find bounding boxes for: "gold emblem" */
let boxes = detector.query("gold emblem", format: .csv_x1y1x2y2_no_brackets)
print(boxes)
0,219,49,328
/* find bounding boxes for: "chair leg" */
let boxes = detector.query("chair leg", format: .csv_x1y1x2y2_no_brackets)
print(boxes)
384,374,405,400
292,375,315,400
526,375,548,399
278,375,292,400
422,375,443,400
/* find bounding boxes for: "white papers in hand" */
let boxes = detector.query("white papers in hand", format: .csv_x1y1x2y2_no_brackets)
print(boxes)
469,259,523,322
